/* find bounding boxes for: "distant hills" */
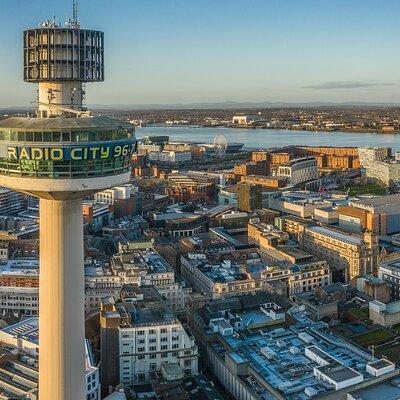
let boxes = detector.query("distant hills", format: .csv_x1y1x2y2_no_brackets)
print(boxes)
2,100,400,112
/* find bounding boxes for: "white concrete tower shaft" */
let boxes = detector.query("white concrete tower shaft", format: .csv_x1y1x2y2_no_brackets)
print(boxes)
39,198,85,400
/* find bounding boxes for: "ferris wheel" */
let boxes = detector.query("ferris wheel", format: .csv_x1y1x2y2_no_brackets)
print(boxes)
213,134,228,157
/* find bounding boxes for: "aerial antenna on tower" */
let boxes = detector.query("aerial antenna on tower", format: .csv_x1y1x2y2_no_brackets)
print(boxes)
72,0,80,28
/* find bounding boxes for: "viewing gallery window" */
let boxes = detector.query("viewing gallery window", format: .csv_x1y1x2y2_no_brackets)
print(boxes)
0,128,133,143
0,155,131,178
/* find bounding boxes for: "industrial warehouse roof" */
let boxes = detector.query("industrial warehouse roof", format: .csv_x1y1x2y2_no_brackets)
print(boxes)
0,116,133,131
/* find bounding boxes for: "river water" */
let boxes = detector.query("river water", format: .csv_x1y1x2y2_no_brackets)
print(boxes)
136,125,400,151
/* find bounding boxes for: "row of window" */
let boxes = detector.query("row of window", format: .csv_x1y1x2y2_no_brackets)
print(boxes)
0,157,131,179
136,327,179,335
0,129,133,143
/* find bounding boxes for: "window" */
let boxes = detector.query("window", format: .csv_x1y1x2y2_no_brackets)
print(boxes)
149,338,156,343
150,363,157,371
172,344,179,349
137,330,145,335
137,347,145,352
149,346,156,351
149,354,156,359
149,329,156,334
137,355,144,360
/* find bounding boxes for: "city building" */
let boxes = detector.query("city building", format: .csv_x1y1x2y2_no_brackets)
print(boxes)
234,161,269,179
83,202,113,233
378,256,400,300
148,150,192,163
0,317,100,400
0,216,39,240
339,194,400,234
358,147,399,185
238,182,262,212
218,184,239,205
370,299,400,327
277,157,319,186
269,191,342,218
192,294,396,400
94,184,139,217
166,173,216,204
100,296,198,393
300,226,378,282
181,253,257,299
0,259,39,317
358,147,391,168
240,174,287,188
232,115,263,125
0,11,136,399
0,188,23,215
119,312,198,386
149,211,206,237
356,275,391,302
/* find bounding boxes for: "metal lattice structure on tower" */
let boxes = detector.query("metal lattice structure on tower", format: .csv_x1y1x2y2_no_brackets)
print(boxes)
23,0,103,118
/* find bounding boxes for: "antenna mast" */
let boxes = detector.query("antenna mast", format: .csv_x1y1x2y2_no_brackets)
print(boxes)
72,0,79,28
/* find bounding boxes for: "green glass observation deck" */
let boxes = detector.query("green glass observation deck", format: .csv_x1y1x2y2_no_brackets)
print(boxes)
0,116,136,179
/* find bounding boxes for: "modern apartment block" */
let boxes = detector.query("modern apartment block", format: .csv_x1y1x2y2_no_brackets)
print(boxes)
358,147,399,185
277,157,319,186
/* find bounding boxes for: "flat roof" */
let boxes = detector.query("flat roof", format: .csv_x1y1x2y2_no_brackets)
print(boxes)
214,309,379,400
307,226,363,245
348,379,400,400
318,364,361,382
368,359,394,369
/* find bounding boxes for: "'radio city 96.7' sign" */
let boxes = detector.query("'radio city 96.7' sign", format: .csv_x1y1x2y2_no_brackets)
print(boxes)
6,142,134,161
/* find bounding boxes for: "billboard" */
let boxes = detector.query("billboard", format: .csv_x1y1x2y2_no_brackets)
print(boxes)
5,141,134,161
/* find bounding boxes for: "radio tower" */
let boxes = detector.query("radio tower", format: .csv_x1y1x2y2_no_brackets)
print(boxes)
0,3,135,399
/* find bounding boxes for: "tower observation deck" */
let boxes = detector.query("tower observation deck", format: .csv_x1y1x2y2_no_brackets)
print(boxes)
0,4,135,400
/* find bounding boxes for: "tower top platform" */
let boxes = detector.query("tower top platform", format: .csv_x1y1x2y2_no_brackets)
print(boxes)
0,116,133,131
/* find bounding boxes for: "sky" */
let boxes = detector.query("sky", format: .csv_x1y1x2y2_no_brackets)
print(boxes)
0,0,400,107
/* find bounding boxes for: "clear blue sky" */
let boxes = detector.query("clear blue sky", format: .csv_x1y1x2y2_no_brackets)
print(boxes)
0,0,399,107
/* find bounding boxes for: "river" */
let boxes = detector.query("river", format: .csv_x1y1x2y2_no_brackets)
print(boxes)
136,125,400,151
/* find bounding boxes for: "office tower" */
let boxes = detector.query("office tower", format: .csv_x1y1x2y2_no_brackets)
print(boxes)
0,5,135,400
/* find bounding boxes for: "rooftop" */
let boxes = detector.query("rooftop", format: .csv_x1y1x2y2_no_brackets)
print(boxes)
0,116,133,131
348,378,400,400
307,225,363,245
207,307,390,400
1,317,39,345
